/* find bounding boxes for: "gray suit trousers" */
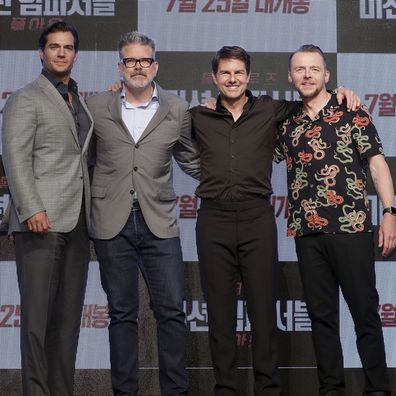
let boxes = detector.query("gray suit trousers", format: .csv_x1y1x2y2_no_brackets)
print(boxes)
14,208,90,396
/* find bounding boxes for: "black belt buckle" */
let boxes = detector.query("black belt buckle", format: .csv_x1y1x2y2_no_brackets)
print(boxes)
131,199,140,211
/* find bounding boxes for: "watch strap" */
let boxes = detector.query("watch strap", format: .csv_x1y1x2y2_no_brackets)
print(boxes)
383,207,396,216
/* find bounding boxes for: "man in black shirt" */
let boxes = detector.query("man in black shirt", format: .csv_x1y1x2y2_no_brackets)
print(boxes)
275,44,395,396
191,47,295,396
191,46,357,396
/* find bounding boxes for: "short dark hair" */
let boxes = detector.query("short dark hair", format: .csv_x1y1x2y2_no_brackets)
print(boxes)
38,21,79,52
117,31,156,59
212,46,251,75
288,44,327,70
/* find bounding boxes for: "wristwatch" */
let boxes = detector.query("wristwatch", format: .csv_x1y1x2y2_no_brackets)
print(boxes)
383,207,396,216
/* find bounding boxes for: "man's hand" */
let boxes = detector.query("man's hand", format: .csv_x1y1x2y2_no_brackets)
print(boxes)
335,86,361,112
378,214,396,257
200,97,216,110
108,81,122,92
368,154,396,257
26,211,51,233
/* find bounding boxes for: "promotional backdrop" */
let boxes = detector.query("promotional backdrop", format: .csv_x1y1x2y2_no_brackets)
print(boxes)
0,1,396,395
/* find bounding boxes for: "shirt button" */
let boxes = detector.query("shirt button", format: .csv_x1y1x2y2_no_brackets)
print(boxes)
130,189,135,195
133,166,138,171
231,139,235,144
135,144,139,149
231,155,235,159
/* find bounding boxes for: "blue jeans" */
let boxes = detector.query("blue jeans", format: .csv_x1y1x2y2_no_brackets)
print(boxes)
94,210,188,396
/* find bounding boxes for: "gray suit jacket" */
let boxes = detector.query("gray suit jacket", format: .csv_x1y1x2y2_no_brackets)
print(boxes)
2,74,93,233
86,85,200,240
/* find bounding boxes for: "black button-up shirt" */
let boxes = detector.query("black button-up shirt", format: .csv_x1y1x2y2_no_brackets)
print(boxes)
275,93,383,237
190,91,297,201
41,69,90,147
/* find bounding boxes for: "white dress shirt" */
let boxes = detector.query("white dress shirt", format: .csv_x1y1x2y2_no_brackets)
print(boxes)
121,83,159,143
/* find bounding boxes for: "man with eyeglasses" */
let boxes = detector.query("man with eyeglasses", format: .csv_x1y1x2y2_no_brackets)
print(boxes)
86,31,199,395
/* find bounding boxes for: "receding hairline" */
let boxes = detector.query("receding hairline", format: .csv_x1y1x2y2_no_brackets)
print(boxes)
288,45,328,71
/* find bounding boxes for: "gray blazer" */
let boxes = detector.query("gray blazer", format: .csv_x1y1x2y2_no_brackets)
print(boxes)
1,74,94,233
86,85,200,240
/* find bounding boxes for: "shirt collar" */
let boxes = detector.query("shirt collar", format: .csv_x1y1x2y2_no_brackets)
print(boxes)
41,69,78,96
215,89,253,113
298,91,339,120
121,82,159,108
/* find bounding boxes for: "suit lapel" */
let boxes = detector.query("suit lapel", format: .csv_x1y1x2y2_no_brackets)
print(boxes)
36,74,80,148
138,85,170,142
107,91,135,143
79,97,94,153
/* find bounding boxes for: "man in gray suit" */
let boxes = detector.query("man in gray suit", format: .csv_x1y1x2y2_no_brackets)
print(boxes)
86,32,199,395
2,22,93,395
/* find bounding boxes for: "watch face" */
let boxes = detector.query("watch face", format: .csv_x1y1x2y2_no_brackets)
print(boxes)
384,207,396,215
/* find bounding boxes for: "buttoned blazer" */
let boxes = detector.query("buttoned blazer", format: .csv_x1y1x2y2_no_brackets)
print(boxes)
1,74,94,233
86,85,200,240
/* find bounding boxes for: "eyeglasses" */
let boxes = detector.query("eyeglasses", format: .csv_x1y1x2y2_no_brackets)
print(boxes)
121,57,155,68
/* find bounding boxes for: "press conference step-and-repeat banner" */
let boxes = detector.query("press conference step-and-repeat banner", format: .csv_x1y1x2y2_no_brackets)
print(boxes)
1,1,396,395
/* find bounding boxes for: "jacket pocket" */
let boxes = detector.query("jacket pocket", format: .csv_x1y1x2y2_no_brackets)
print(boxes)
158,188,176,201
91,186,107,198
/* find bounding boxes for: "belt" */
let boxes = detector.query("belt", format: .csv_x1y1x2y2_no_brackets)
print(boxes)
200,197,269,211
131,199,140,211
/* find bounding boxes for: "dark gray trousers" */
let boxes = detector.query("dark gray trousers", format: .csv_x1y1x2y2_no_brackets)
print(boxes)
14,210,90,396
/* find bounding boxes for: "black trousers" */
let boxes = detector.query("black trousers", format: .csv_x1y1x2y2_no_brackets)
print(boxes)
14,210,90,396
295,233,390,396
196,199,282,396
